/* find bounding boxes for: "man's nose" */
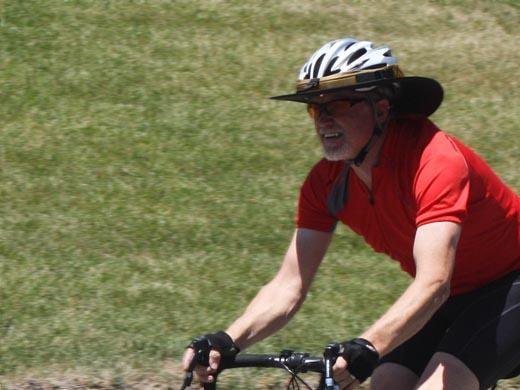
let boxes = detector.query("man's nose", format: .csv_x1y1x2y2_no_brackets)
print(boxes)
316,108,334,124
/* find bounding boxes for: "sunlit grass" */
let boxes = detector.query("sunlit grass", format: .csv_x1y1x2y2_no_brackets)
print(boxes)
0,0,518,388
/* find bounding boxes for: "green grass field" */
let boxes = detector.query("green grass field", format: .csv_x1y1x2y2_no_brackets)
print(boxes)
0,0,519,388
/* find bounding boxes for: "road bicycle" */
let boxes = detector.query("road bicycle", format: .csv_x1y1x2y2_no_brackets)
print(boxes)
181,344,344,390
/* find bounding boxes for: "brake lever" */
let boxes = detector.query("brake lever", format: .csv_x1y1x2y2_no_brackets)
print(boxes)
179,360,196,390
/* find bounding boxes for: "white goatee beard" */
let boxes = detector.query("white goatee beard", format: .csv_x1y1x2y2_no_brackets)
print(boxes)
318,126,350,161
323,144,349,161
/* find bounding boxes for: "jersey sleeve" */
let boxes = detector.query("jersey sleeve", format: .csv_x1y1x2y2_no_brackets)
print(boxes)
414,134,470,227
296,162,338,232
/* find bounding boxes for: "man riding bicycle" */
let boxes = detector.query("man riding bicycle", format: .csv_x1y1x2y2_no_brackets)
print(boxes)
183,38,520,390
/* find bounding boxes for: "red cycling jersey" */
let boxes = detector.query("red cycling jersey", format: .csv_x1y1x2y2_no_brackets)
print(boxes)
297,116,520,295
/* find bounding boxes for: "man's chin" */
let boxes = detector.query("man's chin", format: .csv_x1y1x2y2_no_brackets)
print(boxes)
323,149,351,161
323,154,346,161
321,142,355,161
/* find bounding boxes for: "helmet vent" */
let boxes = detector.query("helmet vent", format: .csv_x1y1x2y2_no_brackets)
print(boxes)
363,63,386,70
347,48,367,66
323,57,340,77
312,54,326,78
342,41,355,51
357,59,369,68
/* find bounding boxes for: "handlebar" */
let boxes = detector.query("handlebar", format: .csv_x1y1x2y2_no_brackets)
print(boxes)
181,349,338,390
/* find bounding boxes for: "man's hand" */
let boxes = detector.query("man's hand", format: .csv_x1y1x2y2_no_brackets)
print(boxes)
182,347,222,384
332,356,360,390
181,331,239,385
329,338,379,389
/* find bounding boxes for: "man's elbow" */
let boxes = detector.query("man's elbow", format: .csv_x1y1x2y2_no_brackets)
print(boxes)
415,274,451,306
271,270,310,301
284,280,308,307
264,277,308,313
438,281,451,302
430,278,451,307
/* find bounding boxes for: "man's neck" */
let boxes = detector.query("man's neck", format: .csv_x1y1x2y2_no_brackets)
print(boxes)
351,129,388,190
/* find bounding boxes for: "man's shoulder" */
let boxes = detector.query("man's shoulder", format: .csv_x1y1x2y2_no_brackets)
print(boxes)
392,115,441,143
390,116,464,159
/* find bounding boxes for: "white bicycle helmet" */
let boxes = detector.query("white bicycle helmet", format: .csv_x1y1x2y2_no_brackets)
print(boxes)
298,38,397,80
271,37,443,117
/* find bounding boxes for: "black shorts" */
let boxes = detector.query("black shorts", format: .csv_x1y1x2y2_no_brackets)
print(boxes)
379,270,520,390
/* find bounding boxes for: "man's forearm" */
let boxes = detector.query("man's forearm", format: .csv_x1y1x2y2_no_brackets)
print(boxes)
360,278,450,357
226,278,305,350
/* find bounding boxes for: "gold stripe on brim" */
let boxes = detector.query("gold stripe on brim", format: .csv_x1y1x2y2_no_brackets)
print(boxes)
296,65,404,93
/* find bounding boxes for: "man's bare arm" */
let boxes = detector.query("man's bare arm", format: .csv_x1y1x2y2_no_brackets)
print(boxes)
182,228,333,382
226,227,333,349
359,221,461,356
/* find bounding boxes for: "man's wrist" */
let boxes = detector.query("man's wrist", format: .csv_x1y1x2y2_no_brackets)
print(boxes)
224,327,247,351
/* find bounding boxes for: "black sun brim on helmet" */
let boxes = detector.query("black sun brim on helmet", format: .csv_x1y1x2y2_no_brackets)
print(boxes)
270,65,443,117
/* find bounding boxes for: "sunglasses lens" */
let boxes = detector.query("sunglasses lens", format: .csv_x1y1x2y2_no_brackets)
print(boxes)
307,99,362,119
327,100,353,115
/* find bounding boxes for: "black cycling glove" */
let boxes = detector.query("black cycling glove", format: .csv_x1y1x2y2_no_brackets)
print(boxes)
187,331,240,366
338,338,380,383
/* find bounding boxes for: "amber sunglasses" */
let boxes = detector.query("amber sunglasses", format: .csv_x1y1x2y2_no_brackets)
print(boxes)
306,98,364,120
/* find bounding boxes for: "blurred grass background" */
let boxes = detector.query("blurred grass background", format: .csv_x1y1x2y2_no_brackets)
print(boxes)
0,0,518,388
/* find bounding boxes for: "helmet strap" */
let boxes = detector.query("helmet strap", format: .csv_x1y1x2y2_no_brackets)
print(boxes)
348,96,388,167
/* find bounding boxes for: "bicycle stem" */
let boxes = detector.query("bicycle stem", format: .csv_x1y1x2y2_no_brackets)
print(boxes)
323,343,340,390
